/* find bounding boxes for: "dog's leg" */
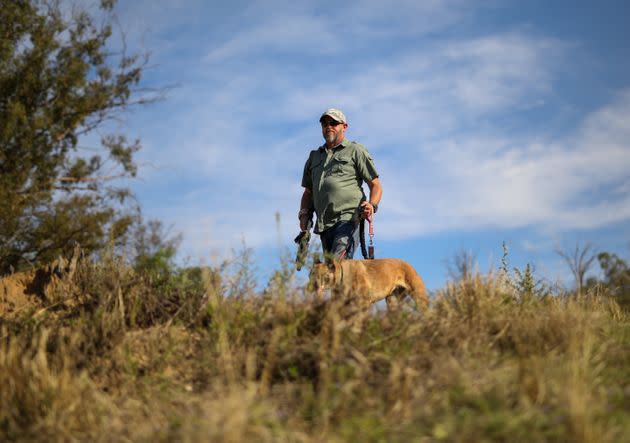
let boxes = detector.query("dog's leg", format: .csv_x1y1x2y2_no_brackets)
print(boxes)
316,286,326,300
408,280,429,311
386,295,400,310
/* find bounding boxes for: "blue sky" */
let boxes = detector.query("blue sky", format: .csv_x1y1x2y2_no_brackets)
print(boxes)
105,0,630,290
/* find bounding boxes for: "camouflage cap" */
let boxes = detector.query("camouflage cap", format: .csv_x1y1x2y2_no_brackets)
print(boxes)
319,108,347,124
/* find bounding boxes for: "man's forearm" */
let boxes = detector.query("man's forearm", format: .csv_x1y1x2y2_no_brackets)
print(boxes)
369,187,382,206
300,189,313,211
368,179,382,206
299,189,314,231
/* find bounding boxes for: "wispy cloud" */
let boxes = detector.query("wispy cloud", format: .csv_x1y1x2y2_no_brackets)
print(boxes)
380,89,630,237
203,0,469,62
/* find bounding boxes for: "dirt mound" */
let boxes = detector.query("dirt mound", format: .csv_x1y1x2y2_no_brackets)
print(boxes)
0,246,81,318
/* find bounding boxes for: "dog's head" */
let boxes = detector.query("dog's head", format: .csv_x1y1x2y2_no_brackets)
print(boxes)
308,257,341,291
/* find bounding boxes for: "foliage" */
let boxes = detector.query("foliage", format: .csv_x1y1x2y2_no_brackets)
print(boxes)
1,252,629,442
0,0,156,273
596,252,630,292
130,218,182,283
588,251,630,310
500,241,549,299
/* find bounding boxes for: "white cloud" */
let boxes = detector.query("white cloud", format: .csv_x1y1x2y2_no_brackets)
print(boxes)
378,89,630,237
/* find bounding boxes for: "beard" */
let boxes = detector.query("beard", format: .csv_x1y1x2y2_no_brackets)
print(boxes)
324,132,337,145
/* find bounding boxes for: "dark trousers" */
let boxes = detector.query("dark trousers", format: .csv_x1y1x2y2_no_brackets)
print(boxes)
319,220,360,259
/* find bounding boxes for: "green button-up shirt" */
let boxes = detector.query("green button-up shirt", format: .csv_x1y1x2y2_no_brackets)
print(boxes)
301,139,379,233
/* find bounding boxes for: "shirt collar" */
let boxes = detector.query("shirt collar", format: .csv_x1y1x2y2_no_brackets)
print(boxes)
318,138,349,152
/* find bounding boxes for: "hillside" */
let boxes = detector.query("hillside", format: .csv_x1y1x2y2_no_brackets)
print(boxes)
1,254,629,442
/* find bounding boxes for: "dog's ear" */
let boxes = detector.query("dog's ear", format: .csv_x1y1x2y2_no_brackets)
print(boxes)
327,259,336,271
313,253,321,264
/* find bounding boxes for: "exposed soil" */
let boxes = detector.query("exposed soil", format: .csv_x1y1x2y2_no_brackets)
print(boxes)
0,269,47,318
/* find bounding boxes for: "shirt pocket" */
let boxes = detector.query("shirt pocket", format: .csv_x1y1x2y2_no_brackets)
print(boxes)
328,156,352,177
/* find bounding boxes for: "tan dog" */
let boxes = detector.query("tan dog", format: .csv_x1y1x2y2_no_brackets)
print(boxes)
309,258,429,310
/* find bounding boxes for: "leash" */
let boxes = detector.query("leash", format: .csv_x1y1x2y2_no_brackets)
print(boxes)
359,212,375,260
368,215,374,259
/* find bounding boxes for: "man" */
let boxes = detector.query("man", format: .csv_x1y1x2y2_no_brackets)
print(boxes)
299,108,382,259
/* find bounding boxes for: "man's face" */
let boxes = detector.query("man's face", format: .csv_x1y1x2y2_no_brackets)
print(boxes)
321,117,347,146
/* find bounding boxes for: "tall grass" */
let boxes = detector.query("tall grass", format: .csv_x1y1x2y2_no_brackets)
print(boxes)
1,253,629,442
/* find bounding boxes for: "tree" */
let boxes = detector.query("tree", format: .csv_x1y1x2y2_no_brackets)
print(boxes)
556,242,597,295
131,218,182,280
0,0,157,273
445,249,477,282
595,252,630,295
580,251,630,310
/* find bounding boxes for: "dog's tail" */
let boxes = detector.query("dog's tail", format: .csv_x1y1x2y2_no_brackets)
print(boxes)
406,266,429,311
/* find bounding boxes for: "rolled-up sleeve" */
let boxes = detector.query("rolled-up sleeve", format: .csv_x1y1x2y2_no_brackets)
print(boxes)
354,145,379,182
301,154,312,189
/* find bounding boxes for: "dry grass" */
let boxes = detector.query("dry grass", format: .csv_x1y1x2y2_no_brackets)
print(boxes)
1,255,629,442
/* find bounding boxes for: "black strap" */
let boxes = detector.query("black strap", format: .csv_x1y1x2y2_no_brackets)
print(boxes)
359,218,368,259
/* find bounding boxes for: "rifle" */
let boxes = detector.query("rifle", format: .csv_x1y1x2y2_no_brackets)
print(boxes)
294,209,313,270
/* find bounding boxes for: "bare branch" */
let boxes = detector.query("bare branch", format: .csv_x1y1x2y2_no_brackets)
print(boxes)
58,174,126,183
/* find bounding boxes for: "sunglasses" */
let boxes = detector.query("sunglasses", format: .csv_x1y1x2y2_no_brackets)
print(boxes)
321,120,343,127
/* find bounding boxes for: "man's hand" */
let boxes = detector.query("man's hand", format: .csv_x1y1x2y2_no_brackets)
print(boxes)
360,201,376,219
